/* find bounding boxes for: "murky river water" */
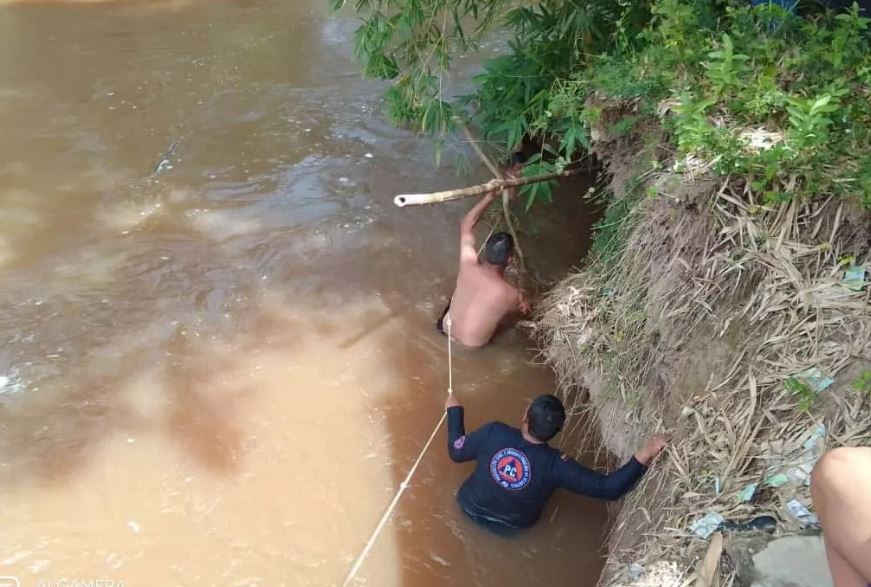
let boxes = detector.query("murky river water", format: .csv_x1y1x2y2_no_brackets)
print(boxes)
0,1,606,585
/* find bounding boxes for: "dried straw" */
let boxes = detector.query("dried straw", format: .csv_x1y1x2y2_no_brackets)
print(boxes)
533,168,871,585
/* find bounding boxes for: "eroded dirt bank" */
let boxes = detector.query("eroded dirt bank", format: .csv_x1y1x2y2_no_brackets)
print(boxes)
535,103,871,586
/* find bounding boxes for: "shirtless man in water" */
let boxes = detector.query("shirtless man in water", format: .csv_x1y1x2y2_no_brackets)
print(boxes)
436,154,529,348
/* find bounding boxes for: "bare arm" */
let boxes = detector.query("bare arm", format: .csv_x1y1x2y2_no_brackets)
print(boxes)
459,193,496,262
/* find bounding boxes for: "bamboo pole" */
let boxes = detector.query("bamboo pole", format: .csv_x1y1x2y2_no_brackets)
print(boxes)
460,125,527,267
393,168,582,207
462,126,502,179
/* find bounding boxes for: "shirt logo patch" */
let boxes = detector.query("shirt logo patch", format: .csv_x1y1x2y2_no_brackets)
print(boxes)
453,436,466,450
489,448,531,490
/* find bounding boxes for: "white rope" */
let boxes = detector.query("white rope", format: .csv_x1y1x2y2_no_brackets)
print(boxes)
340,219,501,585
339,411,447,587
340,212,501,585
446,315,453,395
339,318,455,587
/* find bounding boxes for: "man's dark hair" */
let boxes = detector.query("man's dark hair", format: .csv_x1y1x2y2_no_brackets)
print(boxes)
484,232,514,266
507,151,528,167
527,394,566,441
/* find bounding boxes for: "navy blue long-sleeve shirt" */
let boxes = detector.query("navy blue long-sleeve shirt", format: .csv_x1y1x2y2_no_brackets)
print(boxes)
447,406,647,529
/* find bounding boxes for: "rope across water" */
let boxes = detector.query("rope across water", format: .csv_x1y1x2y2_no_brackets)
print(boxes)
339,217,497,586
339,318,454,587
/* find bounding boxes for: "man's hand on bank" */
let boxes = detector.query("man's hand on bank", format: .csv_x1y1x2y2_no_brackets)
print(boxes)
445,395,461,410
634,433,668,466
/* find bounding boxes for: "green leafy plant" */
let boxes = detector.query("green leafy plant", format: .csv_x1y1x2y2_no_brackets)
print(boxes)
704,34,751,96
786,94,840,151
785,377,818,412
853,370,871,395
341,0,871,211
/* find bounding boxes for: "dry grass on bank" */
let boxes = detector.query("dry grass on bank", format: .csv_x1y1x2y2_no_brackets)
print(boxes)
534,173,871,585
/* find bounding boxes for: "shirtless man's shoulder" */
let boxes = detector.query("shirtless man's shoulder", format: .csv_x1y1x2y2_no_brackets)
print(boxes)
447,192,531,347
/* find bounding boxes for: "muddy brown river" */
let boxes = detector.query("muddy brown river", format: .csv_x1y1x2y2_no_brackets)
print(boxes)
0,1,607,585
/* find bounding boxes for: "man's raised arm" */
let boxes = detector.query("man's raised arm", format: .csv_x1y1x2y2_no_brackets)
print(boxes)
445,395,493,463
459,193,496,262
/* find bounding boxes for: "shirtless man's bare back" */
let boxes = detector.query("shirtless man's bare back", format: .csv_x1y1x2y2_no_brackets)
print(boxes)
437,176,529,348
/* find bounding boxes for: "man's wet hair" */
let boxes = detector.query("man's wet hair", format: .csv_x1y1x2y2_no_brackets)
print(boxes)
507,151,528,167
527,394,566,441
484,232,514,266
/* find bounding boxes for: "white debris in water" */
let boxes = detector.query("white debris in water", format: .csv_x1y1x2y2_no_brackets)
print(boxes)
28,558,50,573
0,373,26,396
98,200,163,232
429,553,451,567
2,549,31,565
160,256,170,261
127,437,136,444
188,209,261,239
127,520,141,534
364,152,374,158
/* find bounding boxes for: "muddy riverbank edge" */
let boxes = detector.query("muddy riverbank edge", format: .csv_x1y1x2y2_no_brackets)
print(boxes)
533,99,871,587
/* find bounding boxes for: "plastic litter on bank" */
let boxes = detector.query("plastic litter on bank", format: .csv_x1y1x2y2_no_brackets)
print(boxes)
843,265,867,291
737,483,757,503
786,499,818,527
797,367,834,393
689,512,725,539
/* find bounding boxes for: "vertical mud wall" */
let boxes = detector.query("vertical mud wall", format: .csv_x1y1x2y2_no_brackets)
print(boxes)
534,112,871,586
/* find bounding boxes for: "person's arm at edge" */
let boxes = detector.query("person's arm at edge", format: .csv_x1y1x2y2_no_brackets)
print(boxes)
556,434,668,500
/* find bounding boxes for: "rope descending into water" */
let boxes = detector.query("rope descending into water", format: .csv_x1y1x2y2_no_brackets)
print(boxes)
339,319,455,587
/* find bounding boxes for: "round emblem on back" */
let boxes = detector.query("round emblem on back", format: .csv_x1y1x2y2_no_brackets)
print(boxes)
489,448,531,490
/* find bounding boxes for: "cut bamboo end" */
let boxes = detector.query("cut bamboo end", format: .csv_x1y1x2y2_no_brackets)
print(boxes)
394,168,582,208
394,193,437,207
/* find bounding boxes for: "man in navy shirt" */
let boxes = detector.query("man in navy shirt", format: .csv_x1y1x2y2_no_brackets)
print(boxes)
445,393,667,534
